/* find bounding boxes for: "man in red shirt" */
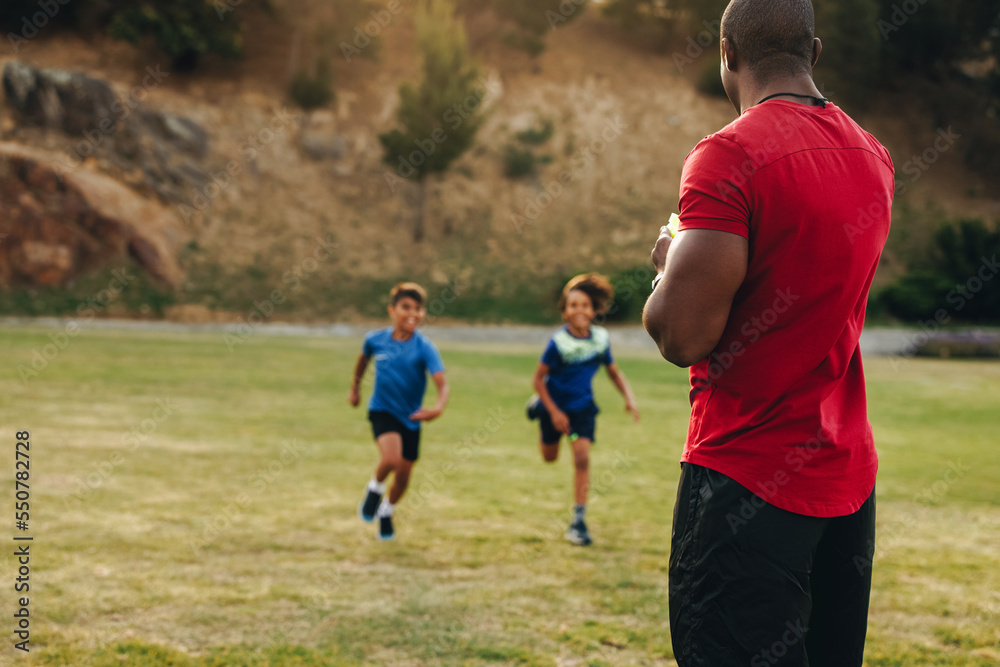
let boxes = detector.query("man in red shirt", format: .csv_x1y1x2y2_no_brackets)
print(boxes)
642,0,893,664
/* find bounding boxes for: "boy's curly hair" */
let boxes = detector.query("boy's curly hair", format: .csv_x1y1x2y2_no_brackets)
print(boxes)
558,273,614,315
389,282,427,306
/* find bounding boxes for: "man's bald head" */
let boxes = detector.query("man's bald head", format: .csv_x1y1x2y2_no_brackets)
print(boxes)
721,0,816,81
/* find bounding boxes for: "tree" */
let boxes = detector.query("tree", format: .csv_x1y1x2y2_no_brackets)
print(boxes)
813,0,882,106
107,0,262,71
379,0,486,241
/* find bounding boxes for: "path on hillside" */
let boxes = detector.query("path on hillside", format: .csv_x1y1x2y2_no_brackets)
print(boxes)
0,317,969,358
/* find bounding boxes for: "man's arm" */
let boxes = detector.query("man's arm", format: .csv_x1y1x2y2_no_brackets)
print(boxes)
410,371,449,422
642,228,748,367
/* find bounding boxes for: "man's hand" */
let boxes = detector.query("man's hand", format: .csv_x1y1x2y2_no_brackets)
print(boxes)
625,401,641,423
651,226,674,273
348,387,361,407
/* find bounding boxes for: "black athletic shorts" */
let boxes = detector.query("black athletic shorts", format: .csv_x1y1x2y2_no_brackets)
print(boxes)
669,462,875,667
368,411,421,462
538,402,598,445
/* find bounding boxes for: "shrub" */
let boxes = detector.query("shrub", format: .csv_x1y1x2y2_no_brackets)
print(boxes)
290,58,334,110
876,218,1000,323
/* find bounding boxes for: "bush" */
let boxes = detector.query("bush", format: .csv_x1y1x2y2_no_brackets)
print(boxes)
503,144,539,178
107,0,265,70
516,119,553,145
695,59,727,98
290,58,334,110
876,218,1000,323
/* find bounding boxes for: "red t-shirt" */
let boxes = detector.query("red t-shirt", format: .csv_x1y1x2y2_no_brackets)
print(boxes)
677,100,894,517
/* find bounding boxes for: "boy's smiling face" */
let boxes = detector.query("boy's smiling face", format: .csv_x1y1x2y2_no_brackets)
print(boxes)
389,296,425,337
562,289,595,335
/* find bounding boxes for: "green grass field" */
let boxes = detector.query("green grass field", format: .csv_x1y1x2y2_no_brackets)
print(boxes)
1,326,998,666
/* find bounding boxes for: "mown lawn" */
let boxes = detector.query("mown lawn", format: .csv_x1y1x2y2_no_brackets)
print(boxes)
0,326,997,665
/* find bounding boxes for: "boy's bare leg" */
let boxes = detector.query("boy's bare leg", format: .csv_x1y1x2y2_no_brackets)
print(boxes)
540,440,560,463
375,432,403,483
571,438,591,505
388,460,414,504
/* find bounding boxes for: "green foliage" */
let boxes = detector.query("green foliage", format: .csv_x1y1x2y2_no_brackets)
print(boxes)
0,262,174,318
379,0,484,182
601,265,654,323
0,1,82,31
695,58,726,98
107,0,258,70
876,219,1000,323
504,119,554,177
462,0,586,55
503,144,539,178
601,0,675,51
332,0,383,62
516,119,554,145
813,0,882,106
601,0,727,52
289,57,335,110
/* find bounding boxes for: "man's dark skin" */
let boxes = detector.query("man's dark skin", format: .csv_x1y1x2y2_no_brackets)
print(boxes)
642,37,825,365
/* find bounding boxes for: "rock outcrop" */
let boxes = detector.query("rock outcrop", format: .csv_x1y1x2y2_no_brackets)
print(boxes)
2,61,211,205
0,143,184,289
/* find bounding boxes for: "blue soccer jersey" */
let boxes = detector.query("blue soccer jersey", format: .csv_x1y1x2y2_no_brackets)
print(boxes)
362,328,445,430
541,325,613,413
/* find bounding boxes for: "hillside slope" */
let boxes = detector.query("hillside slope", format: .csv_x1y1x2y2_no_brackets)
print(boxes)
1,5,997,323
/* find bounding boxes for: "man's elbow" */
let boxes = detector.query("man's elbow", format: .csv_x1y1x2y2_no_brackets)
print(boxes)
657,340,708,368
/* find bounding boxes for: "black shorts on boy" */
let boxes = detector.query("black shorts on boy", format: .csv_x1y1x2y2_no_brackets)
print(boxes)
537,402,598,444
368,411,421,461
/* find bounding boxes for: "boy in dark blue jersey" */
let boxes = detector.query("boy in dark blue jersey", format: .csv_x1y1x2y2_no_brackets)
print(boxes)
349,282,449,541
528,273,640,546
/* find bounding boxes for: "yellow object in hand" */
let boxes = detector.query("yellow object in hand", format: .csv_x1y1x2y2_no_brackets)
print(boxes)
667,213,681,238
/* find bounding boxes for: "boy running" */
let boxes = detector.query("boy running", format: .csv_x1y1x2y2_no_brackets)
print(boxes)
527,273,640,546
349,282,449,541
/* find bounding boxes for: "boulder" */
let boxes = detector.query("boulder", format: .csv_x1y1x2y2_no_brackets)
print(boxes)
2,61,212,205
0,143,185,289
3,61,118,135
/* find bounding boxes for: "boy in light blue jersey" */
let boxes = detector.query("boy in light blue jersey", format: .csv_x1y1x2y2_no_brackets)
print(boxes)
349,282,449,541
528,273,640,546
